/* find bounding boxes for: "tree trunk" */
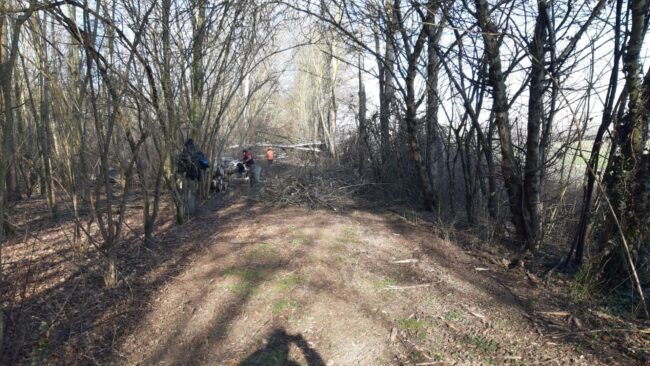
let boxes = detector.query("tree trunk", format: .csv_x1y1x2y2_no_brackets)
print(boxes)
358,59,367,175
425,1,443,200
37,14,56,217
398,3,437,211
144,161,163,245
404,73,436,211
523,0,549,249
485,121,498,219
0,12,7,362
474,0,528,242
161,0,188,224
0,9,30,361
191,0,206,138
104,247,118,288
380,0,396,164
598,0,650,289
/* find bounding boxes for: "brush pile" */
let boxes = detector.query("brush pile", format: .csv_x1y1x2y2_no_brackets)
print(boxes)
260,165,361,209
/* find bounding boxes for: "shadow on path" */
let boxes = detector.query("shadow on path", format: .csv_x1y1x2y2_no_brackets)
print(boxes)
239,328,325,366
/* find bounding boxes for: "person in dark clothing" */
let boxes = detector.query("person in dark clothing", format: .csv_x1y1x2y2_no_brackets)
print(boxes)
243,148,254,166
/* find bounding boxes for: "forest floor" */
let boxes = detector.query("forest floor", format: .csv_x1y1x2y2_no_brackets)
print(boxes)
3,162,649,365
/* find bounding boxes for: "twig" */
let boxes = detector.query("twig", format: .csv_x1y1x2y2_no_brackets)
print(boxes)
393,259,418,264
384,284,431,290
336,182,398,190
548,327,646,337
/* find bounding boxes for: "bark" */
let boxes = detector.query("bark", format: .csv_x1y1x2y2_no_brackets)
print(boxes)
523,0,549,249
37,14,56,217
0,6,31,360
104,247,118,288
425,0,443,198
144,161,163,245
320,32,339,159
0,12,7,362
598,0,650,290
191,0,206,138
398,1,437,211
485,119,498,219
358,59,368,175
474,0,528,241
161,0,187,223
380,0,396,163
5,104,19,201
571,0,624,265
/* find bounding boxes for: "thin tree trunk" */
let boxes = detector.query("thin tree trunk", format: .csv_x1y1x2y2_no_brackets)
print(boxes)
425,1,443,199
37,14,56,217
380,0,396,163
475,0,528,242
571,0,623,265
191,0,206,138
358,58,367,175
398,3,437,211
522,0,549,250
0,7,31,360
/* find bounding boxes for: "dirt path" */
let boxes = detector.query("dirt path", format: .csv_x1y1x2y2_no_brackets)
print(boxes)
117,191,607,366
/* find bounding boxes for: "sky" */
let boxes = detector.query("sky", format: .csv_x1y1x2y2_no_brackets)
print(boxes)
270,0,647,146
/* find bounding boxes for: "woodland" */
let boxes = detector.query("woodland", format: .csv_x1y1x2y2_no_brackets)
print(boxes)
1,0,649,364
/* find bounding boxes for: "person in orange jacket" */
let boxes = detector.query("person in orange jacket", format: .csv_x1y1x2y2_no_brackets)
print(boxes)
265,147,274,166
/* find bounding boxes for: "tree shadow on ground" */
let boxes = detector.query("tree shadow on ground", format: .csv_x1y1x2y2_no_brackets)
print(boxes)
4,161,641,365
343,200,641,365
239,328,325,366
2,193,275,365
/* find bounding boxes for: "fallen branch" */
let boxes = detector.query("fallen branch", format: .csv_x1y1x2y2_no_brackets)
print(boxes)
393,259,418,264
384,284,431,290
548,327,648,337
537,311,570,317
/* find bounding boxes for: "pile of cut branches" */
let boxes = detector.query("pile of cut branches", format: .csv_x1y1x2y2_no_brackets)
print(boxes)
261,166,362,209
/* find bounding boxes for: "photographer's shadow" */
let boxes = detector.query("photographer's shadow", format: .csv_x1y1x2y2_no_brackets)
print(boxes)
239,328,326,366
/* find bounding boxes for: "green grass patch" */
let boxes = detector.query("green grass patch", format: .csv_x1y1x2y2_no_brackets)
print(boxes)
290,234,310,246
569,265,598,302
443,310,464,321
335,228,361,244
246,243,278,261
398,318,430,332
223,267,266,282
397,317,431,341
332,242,347,253
403,208,419,223
223,267,267,295
374,276,398,288
482,357,498,365
276,274,306,292
463,334,500,354
272,298,302,315
333,254,346,263
227,282,252,295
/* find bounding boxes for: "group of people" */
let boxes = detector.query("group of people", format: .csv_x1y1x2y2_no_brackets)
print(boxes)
238,147,274,189
178,138,275,190
241,147,274,169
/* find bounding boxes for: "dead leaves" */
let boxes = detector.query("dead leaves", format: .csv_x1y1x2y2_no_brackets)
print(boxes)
526,271,542,287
